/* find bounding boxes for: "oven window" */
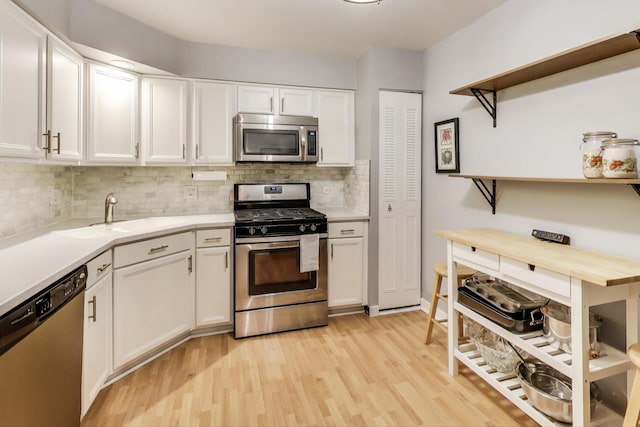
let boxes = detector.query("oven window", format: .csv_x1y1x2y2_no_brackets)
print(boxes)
248,247,316,295
243,130,300,155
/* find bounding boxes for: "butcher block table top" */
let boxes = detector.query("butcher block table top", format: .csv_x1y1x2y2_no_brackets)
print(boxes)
436,228,640,287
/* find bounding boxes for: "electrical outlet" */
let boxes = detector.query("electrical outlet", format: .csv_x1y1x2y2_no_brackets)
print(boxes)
322,186,333,195
50,189,62,206
184,185,197,200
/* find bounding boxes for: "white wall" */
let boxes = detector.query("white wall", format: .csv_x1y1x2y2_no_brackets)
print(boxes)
423,0,640,412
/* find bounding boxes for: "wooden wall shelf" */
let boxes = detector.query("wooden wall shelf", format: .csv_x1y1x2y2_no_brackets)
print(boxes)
451,174,640,214
450,28,640,127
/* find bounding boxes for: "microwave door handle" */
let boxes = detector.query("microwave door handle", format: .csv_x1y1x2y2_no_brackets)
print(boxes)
300,129,307,159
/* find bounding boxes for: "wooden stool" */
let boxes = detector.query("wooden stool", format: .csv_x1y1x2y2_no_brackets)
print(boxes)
424,262,476,344
623,343,640,427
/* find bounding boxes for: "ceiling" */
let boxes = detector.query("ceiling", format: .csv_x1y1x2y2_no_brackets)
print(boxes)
92,0,507,57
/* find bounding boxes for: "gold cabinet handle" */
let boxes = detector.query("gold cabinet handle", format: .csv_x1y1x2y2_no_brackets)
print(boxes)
88,296,97,322
281,97,284,113
331,243,334,260
148,245,168,254
42,130,52,153
52,132,61,154
182,144,186,159
225,251,228,269
320,147,324,162
204,237,222,242
188,255,193,273
270,96,273,113
97,263,111,274
340,229,355,234
195,144,200,159
135,143,140,159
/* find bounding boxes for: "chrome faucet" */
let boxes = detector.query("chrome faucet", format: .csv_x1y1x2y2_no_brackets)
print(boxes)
104,192,118,224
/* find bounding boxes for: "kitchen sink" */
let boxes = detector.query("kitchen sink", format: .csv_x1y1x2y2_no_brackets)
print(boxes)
55,217,188,239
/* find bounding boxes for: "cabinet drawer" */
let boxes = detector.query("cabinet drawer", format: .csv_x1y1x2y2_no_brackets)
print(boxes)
452,242,500,271
328,222,364,238
114,232,194,268
196,228,231,247
501,258,571,299
86,250,112,289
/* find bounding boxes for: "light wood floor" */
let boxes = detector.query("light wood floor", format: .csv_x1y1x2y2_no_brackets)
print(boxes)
82,310,536,426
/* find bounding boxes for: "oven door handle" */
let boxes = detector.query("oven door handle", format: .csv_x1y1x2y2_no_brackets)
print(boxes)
250,241,300,250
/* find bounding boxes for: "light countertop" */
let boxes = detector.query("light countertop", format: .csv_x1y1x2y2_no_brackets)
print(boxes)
0,208,369,316
0,214,234,316
315,207,369,222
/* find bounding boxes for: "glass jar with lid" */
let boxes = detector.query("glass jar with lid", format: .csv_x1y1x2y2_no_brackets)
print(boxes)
581,131,616,178
601,138,638,178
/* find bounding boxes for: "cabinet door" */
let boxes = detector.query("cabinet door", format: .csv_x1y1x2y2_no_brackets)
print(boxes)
87,63,140,164
195,246,231,327
46,36,83,161
316,91,354,166
328,237,364,307
0,0,46,159
279,88,314,116
237,85,275,114
378,91,421,310
82,271,112,418
141,77,188,164
192,81,236,165
113,249,194,370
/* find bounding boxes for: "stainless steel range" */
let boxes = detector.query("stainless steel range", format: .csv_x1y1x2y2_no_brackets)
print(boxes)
233,183,328,338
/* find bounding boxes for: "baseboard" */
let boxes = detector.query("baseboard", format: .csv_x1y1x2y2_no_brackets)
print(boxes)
421,296,448,320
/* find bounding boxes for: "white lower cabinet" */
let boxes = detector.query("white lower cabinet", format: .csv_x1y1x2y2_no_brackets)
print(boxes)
82,250,113,419
112,232,194,371
328,221,366,308
195,228,232,327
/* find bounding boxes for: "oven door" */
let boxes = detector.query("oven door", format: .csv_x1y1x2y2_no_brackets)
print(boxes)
235,236,328,311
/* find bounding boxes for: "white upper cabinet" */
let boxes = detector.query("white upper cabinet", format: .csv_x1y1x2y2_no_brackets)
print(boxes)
279,88,315,116
86,63,140,164
192,81,236,165
0,0,46,159
238,85,315,117
141,77,188,164
45,36,83,162
237,85,275,114
316,90,355,166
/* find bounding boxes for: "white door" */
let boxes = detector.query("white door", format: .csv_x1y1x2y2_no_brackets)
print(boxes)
82,271,112,418
317,90,354,166
0,0,46,159
112,250,194,370
328,237,364,308
141,77,188,164
378,90,422,310
46,36,83,161
192,81,236,165
237,85,275,114
279,88,315,116
195,246,231,327
86,63,140,163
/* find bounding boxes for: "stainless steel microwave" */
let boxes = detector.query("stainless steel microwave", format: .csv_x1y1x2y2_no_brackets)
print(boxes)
233,114,319,163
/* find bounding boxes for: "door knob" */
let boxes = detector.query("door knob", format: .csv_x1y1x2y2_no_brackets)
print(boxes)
387,204,392,212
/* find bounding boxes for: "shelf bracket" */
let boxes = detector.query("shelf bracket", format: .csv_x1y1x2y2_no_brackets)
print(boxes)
470,88,497,128
471,178,496,214
629,184,640,197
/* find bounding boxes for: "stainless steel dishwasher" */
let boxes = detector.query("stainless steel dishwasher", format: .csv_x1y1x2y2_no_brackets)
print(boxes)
0,265,87,427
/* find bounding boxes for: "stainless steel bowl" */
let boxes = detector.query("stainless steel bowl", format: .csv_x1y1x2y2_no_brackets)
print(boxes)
541,303,602,357
516,362,600,423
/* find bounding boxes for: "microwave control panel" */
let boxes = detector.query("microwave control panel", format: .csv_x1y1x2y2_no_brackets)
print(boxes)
307,131,317,156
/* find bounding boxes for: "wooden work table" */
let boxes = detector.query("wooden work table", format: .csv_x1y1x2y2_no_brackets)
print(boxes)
437,228,640,426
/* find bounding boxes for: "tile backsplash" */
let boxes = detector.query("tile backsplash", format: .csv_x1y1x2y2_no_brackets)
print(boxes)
0,163,72,239
0,161,369,239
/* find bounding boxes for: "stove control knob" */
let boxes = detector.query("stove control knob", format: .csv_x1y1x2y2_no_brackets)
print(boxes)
248,227,256,235
299,224,306,232
260,226,268,234
310,224,317,232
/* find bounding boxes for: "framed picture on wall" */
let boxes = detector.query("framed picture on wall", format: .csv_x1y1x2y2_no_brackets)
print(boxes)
434,118,460,173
